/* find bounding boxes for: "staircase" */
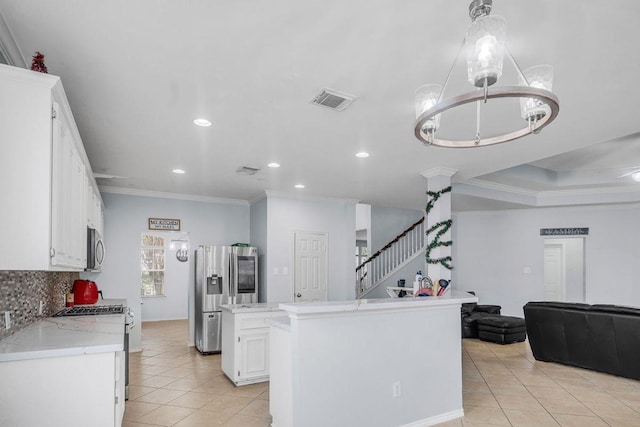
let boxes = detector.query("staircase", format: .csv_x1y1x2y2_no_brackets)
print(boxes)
356,217,425,298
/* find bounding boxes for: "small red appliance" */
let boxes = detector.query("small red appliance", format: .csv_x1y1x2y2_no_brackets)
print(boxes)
72,280,99,304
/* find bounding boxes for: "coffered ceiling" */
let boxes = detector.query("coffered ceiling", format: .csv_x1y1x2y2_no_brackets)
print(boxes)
1,0,639,211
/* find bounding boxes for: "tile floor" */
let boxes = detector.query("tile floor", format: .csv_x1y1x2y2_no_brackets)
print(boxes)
124,320,640,427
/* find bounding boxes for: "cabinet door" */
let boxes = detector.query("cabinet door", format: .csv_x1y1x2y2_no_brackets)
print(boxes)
238,330,269,380
50,102,86,268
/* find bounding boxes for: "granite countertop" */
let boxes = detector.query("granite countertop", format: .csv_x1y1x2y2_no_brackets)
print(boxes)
221,302,283,314
0,314,125,363
279,290,478,315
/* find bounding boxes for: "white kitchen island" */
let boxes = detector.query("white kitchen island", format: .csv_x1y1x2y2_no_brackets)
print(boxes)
268,291,477,427
220,303,284,386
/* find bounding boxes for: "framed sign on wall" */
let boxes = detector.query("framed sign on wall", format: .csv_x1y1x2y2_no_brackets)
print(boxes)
148,218,181,231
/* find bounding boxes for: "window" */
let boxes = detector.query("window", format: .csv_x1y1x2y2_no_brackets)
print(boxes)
141,234,165,296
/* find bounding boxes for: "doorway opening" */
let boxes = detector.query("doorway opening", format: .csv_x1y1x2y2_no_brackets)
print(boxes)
543,238,585,302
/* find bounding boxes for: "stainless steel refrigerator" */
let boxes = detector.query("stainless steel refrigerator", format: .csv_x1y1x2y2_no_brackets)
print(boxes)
194,245,258,353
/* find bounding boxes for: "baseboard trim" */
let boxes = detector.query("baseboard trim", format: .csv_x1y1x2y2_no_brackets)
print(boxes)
399,408,464,427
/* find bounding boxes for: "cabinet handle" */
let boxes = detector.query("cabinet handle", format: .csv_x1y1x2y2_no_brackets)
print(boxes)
296,293,302,298
50,248,55,257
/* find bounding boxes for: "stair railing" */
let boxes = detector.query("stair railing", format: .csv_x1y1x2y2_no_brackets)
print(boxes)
356,217,425,298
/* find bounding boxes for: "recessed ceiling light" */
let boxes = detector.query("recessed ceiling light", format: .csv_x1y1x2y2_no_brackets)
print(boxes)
355,152,370,158
268,162,281,168
172,169,186,174
193,118,212,127
294,184,305,189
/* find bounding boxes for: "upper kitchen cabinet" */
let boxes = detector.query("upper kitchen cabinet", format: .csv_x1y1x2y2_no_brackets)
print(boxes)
0,64,100,271
86,175,105,236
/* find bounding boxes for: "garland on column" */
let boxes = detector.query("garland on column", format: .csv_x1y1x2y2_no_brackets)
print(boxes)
425,186,453,270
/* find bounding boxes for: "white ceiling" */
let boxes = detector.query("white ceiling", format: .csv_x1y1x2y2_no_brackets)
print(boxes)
1,0,639,211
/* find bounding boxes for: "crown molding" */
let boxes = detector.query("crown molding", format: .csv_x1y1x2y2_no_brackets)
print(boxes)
98,186,249,206
461,178,539,197
264,190,360,205
420,167,458,180
0,11,26,67
454,201,640,217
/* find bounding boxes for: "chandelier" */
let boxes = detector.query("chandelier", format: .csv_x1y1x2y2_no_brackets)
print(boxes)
414,0,559,148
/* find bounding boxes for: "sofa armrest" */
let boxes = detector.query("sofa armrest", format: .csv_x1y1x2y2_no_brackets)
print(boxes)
474,305,501,314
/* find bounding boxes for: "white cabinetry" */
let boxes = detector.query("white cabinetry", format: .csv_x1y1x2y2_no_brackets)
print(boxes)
0,351,125,427
221,307,284,386
86,175,105,235
0,64,101,270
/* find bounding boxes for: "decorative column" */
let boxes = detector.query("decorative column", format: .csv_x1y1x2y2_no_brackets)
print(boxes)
420,167,457,283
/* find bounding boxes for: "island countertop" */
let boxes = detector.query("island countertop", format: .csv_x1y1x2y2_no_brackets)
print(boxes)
278,290,477,315
221,302,283,314
0,314,125,363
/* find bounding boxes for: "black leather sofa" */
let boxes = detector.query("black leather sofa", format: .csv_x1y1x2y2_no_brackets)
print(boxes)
524,301,640,380
461,302,502,338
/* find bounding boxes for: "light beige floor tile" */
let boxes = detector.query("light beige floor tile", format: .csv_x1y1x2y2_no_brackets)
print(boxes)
127,385,157,400
167,391,218,409
494,394,545,411
138,374,180,388
598,414,640,427
462,391,500,408
513,372,558,387
164,377,207,392
201,394,252,412
238,399,270,419
123,401,161,421
488,383,532,396
221,414,271,427
129,373,153,386
585,401,640,418
256,388,269,401
537,397,593,416
463,381,491,393
123,421,165,427
503,408,560,426
173,408,233,426
551,413,609,427
224,383,269,399
461,405,511,426
134,405,196,426
135,388,186,404
136,364,173,376
526,385,574,400
564,387,613,403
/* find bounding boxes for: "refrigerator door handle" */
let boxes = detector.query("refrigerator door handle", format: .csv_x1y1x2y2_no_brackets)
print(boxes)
229,252,236,298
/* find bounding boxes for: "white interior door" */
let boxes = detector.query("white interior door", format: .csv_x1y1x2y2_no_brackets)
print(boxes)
294,231,328,302
544,244,565,301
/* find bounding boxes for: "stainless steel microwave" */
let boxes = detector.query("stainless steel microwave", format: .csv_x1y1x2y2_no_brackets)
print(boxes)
86,227,105,271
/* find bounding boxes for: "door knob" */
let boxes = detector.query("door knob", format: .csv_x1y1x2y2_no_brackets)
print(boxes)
296,293,302,298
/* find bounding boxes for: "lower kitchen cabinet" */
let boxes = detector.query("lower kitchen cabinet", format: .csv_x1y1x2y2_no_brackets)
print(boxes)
0,351,125,427
221,305,284,386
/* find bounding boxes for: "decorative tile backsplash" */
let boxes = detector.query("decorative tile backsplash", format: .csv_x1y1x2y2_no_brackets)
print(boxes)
0,271,79,339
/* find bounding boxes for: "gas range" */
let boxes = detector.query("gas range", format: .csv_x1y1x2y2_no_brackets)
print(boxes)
54,305,124,317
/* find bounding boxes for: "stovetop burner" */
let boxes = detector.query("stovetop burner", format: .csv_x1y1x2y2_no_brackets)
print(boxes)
54,305,124,317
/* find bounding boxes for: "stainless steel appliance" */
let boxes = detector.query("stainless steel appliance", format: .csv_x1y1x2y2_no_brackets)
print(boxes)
86,227,105,271
194,246,258,354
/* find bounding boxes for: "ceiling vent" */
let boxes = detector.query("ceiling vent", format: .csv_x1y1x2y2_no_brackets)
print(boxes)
311,89,356,112
235,166,260,175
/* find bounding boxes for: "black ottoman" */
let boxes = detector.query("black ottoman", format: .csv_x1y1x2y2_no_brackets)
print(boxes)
461,305,502,338
477,316,526,344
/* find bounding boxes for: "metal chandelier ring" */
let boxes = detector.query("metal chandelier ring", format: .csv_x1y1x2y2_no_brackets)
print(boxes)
414,86,560,148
